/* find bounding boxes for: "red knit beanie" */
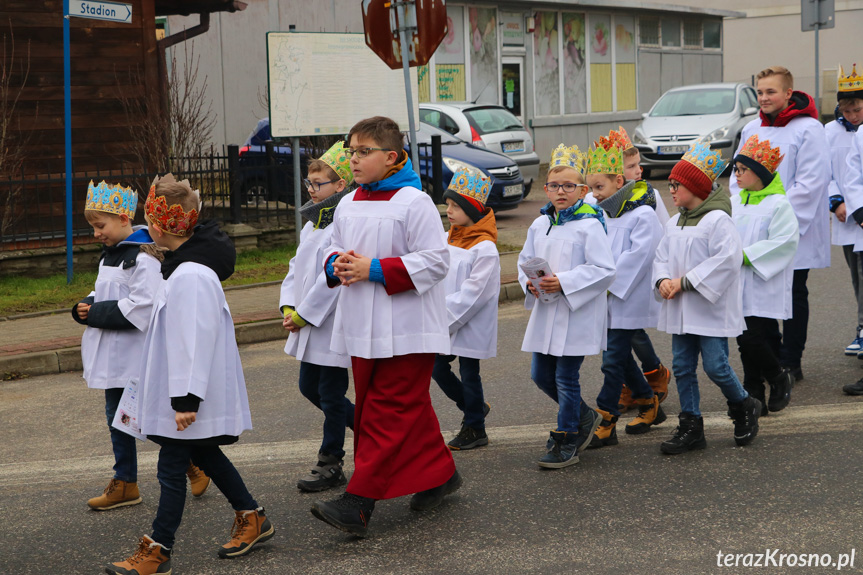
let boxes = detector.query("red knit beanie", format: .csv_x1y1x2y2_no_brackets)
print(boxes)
670,160,712,200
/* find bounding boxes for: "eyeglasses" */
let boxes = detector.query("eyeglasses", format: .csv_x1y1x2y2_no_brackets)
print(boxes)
303,178,339,191
733,166,749,176
544,182,586,193
668,181,681,191
346,147,391,159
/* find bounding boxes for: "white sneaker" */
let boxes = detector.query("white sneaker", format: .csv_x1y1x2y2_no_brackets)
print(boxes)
845,326,863,356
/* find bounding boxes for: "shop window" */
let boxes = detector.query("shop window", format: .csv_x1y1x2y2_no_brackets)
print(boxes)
589,14,612,113
418,65,430,103
703,20,721,49
562,12,587,114
639,17,659,46
683,19,701,49
661,18,681,47
615,15,637,111
469,7,499,105
436,5,466,101
533,11,560,116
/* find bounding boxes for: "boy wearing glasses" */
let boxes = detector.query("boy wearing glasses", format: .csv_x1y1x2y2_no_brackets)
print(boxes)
279,141,355,493
310,117,458,537
518,144,616,468
654,141,761,455
585,132,666,450
730,135,799,415
729,66,830,382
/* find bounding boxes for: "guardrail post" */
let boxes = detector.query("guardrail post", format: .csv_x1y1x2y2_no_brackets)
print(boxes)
228,144,241,224
431,134,443,203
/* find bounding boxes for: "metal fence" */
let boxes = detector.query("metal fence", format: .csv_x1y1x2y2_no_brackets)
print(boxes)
0,137,445,251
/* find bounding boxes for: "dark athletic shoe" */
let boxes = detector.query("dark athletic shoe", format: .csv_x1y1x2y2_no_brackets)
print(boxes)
311,492,375,537
409,470,463,511
447,425,489,451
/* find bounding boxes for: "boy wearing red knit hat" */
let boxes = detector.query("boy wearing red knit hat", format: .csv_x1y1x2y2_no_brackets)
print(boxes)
653,141,762,454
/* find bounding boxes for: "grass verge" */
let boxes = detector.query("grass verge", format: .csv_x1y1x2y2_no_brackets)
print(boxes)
0,244,296,317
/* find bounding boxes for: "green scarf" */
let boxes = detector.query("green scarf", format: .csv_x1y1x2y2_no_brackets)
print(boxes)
739,173,786,206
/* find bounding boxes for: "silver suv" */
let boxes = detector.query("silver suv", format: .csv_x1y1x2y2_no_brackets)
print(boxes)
632,82,759,176
419,103,540,194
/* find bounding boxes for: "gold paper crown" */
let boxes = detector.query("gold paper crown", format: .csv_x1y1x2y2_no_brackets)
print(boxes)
85,180,137,218
839,63,863,93
681,140,726,182
447,167,492,205
737,134,784,174
319,141,354,184
549,143,587,176
587,141,624,175
144,173,201,237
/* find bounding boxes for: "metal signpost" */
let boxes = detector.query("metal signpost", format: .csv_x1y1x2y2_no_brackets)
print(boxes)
801,0,835,113
62,0,133,283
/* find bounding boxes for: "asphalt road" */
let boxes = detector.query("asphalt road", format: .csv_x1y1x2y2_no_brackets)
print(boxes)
4,244,863,575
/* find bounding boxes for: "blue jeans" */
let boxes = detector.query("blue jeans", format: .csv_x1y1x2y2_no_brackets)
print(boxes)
530,353,585,433
151,442,258,549
597,329,654,415
672,334,747,417
432,355,486,429
631,329,661,373
298,362,354,460
105,388,137,483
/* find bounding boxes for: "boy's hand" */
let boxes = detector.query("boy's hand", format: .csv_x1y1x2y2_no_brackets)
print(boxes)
77,303,91,320
334,250,371,286
538,274,561,294
175,411,197,431
526,279,539,298
659,278,682,300
283,316,302,333
836,203,847,223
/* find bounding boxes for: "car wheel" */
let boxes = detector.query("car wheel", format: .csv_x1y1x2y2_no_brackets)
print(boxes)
241,179,268,206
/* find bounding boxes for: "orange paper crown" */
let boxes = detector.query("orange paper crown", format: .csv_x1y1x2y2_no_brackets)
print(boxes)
737,134,784,174
144,174,200,236
597,126,634,152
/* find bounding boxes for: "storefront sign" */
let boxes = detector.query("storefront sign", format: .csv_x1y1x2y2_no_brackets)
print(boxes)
501,12,524,46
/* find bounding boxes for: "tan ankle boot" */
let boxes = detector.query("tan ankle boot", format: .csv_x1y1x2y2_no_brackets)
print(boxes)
625,395,667,434
88,478,142,511
617,384,635,413
186,463,210,497
645,364,671,403
218,508,275,559
106,535,171,575
587,409,619,449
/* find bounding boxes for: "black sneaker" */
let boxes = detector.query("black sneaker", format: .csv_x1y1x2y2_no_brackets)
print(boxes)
409,470,463,511
460,402,491,427
447,425,488,451
782,366,803,383
766,370,792,412
297,452,348,492
538,430,579,468
843,377,863,396
728,396,762,446
660,413,706,455
575,407,602,454
311,492,375,537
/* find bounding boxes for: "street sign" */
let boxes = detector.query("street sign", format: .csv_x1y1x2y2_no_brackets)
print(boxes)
801,0,834,31
361,0,447,70
69,0,133,24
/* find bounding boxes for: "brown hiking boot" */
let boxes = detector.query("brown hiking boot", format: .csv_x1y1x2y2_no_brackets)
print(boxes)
587,409,619,449
617,384,635,413
186,463,210,497
218,508,275,559
644,364,671,404
106,535,172,575
88,479,142,511
625,395,667,435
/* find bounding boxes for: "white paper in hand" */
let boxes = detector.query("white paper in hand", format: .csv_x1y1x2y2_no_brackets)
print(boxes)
519,257,560,303
111,379,146,441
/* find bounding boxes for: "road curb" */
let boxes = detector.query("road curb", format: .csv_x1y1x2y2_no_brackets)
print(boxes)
1,282,526,379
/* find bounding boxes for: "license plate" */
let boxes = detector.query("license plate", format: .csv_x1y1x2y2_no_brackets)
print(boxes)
503,184,522,197
658,145,688,154
503,141,524,153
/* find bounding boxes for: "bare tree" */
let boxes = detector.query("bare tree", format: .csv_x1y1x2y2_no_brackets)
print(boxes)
0,21,32,239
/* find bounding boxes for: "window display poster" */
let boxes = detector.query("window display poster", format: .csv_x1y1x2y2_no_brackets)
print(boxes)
590,14,612,112
534,11,560,116
418,64,431,103
437,64,466,101
438,5,464,65
615,16,637,110
562,13,587,115
470,7,498,105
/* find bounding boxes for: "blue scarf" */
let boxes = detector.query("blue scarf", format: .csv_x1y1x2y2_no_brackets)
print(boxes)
362,156,423,192
541,199,607,233
836,105,859,132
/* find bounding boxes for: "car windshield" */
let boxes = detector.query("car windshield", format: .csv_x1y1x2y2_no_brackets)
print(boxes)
650,89,736,117
463,107,524,135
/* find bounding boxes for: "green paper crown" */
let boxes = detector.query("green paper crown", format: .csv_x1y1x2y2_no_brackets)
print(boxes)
587,143,623,176
320,141,354,184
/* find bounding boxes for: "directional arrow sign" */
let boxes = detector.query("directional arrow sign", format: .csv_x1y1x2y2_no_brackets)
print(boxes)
69,0,133,24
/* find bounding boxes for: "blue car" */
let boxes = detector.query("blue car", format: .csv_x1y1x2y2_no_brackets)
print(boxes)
237,119,524,210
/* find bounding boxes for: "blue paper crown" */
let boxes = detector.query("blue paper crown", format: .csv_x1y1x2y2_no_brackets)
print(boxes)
447,167,492,205
85,180,138,218
681,140,727,182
